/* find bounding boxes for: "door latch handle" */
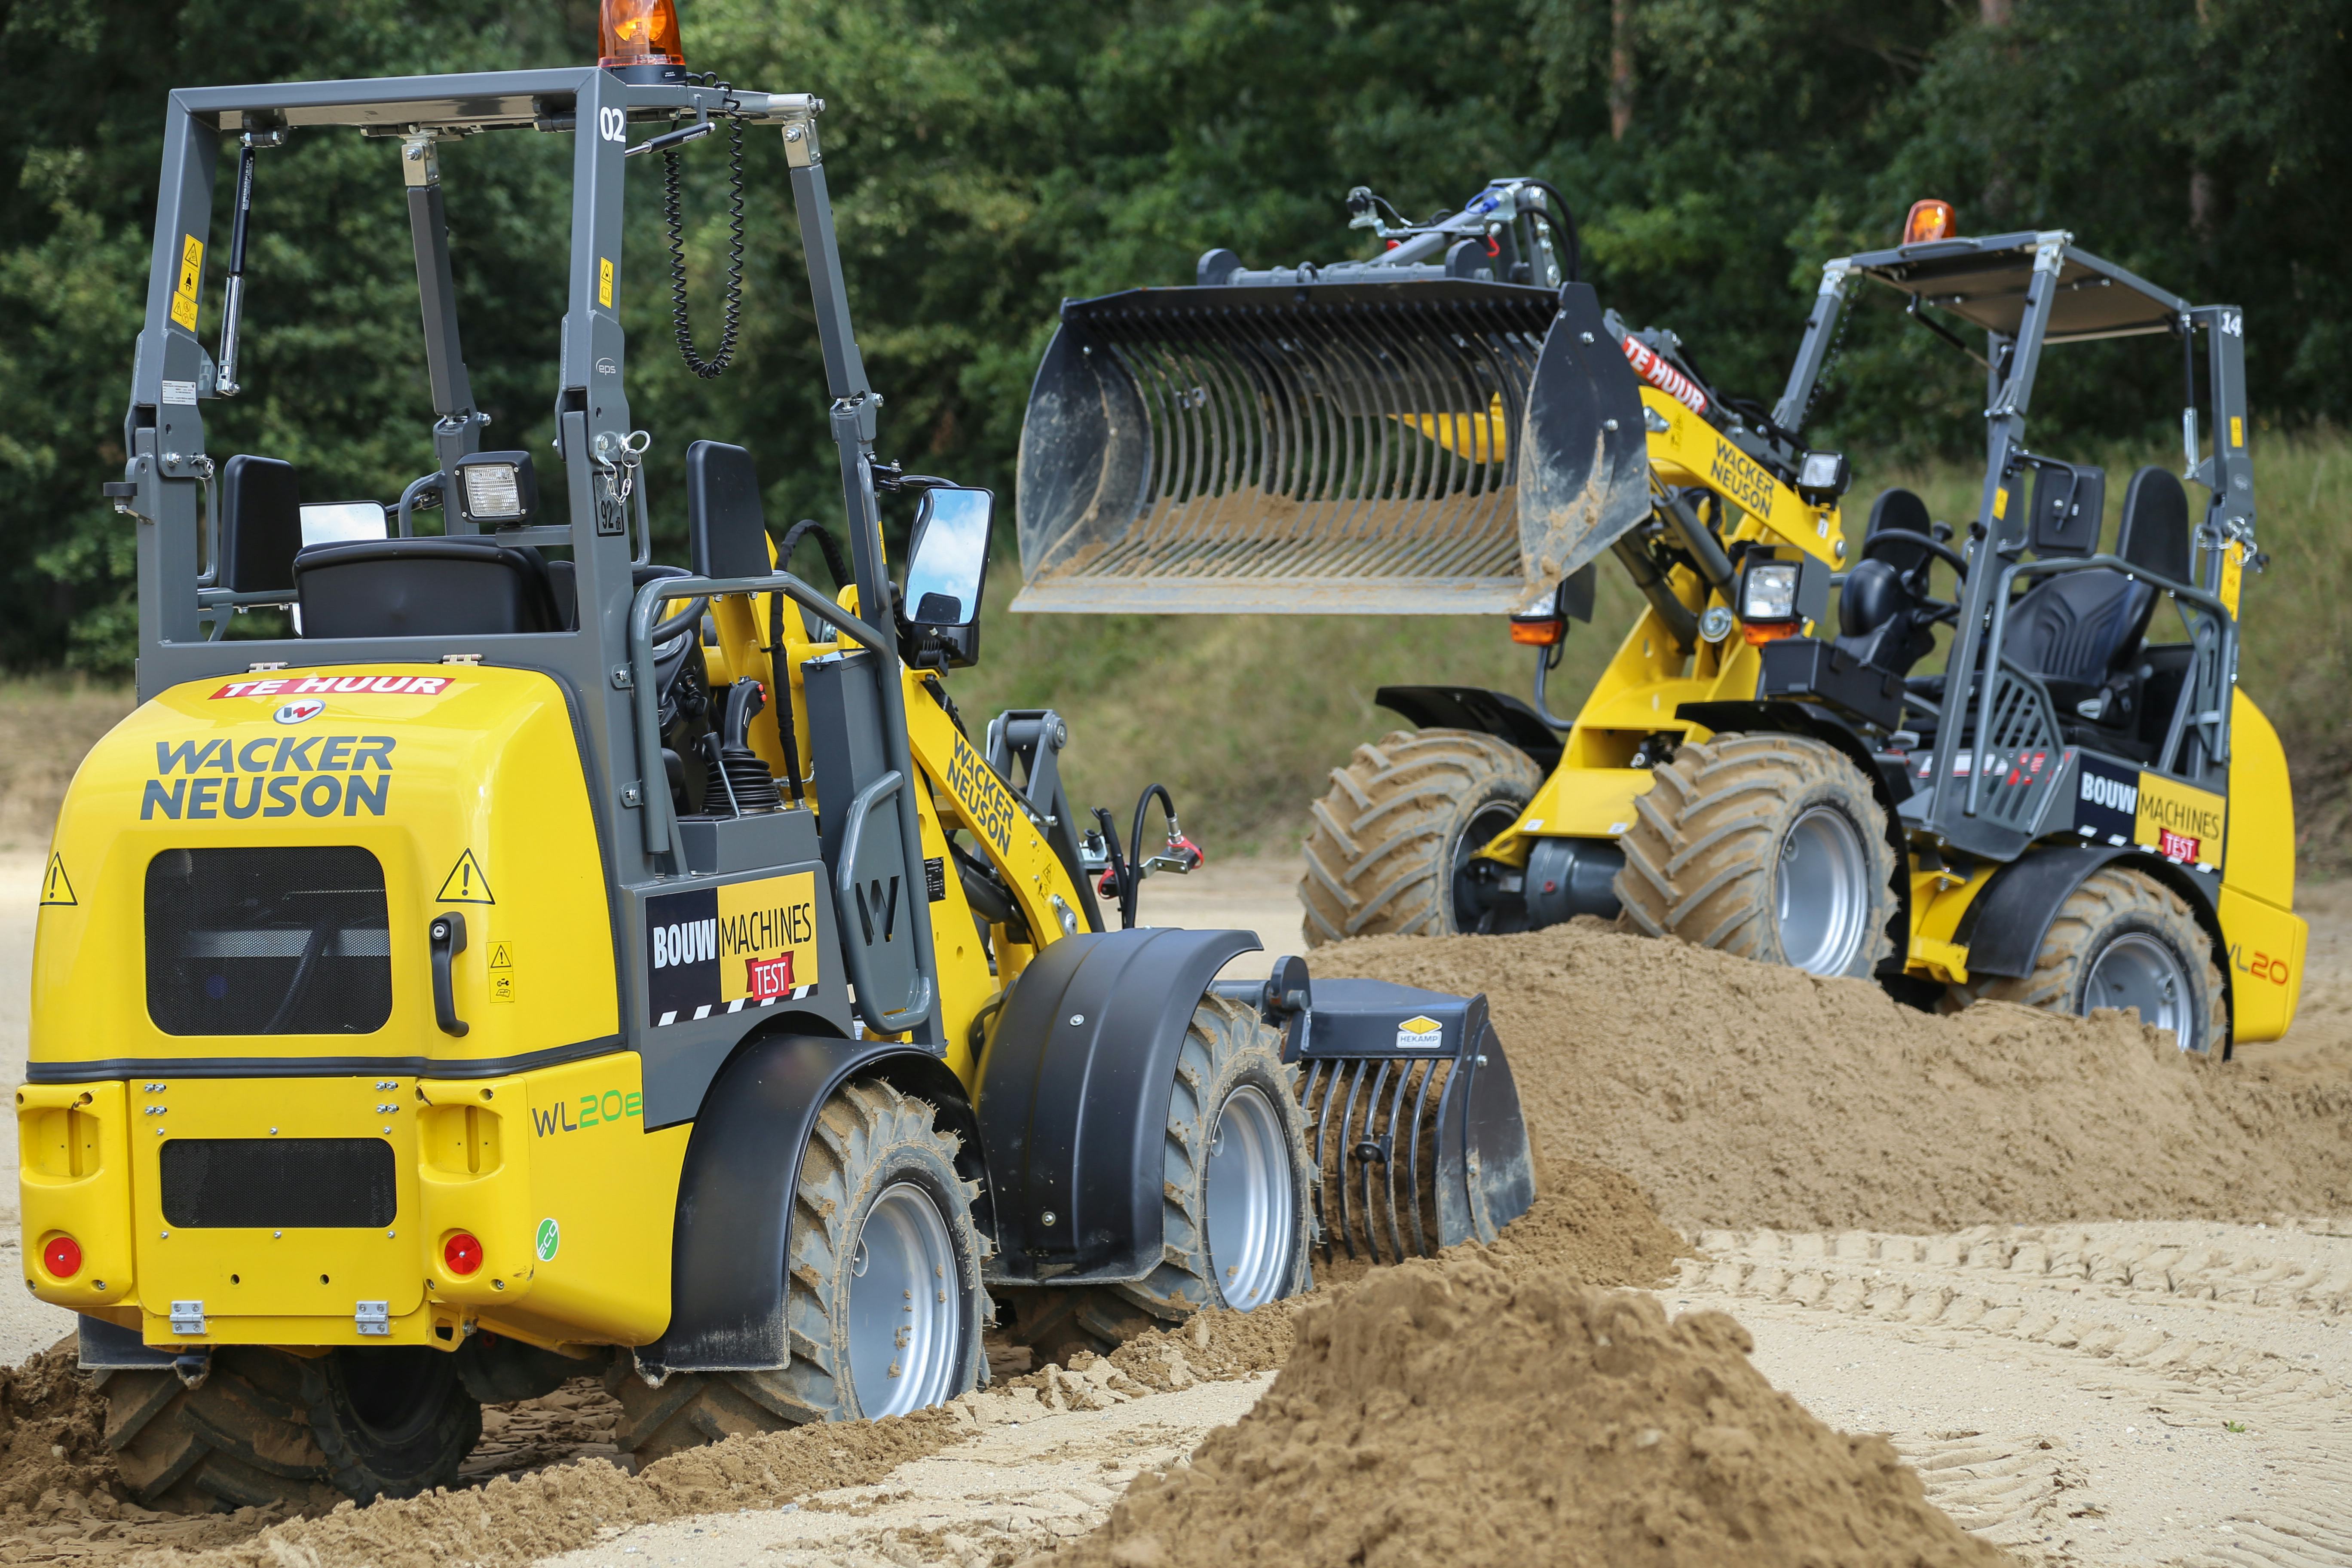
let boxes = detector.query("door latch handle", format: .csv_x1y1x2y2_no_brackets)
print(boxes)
429,912,469,1037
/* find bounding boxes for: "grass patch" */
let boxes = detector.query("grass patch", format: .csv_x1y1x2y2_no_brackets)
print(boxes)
0,676,135,853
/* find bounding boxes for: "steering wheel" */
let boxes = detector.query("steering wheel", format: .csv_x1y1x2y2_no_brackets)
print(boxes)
1860,527,1968,580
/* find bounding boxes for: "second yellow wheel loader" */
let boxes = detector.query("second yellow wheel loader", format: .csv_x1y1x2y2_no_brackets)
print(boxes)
1014,189,2305,1057
20,43,1535,1514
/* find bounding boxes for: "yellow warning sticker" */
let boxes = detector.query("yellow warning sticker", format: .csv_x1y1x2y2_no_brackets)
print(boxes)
2230,415,2244,448
437,850,495,904
1992,487,2009,521
2220,540,2244,616
40,854,76,906
597,257,614,309
487,939,517,1002
170,234,204,331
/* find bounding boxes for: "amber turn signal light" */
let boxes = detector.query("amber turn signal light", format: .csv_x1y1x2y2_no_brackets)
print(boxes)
1904,199,1957,245
600,0,685,72
443,1232,484,1277
1509,616,1565,647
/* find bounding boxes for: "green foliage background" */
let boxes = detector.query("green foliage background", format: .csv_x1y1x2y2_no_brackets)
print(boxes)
0,0,2346,854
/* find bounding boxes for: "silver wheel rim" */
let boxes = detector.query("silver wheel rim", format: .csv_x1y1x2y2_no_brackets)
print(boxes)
1774,805,1871,976
845,1182,962,1418
2084,931,2193,1049
1203,1085,1294,1311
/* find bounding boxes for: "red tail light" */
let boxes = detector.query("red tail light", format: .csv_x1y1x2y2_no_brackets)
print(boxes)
443,1232,484,1277
43,1234,83,1279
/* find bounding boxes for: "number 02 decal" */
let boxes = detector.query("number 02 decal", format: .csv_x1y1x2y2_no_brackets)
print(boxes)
599,107,627,143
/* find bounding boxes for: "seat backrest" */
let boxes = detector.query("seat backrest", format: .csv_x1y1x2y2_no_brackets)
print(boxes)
218,455,304,594
2025,463,2104,557
2005,569,2151,685
2117,465,2193,584
1864,487,1934,579
685,441,770,580
294,537,560,639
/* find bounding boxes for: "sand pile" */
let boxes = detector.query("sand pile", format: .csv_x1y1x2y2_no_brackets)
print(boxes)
1310,924,2352,1231
1045,1254,2004,1568
0,1339,111,1510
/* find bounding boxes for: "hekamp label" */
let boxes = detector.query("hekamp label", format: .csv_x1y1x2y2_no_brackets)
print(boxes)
141,735,395,820
645,870,821,1026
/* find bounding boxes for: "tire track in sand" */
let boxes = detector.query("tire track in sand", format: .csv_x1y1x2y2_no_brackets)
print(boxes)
1669,1219,2352,1567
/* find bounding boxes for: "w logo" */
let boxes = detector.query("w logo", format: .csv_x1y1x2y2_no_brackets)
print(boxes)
855,875,901,946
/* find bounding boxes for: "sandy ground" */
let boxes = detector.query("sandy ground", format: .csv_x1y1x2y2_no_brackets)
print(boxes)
6,848,2350,1566
541,1376,1278,1568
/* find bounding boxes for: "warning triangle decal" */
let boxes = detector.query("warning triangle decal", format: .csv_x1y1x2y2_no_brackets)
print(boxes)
436,850,495,904
40,854,75,906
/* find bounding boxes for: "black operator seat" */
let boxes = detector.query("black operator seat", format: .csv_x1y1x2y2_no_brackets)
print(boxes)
1831,487,1939,679
296,536,566,638
2000,464,2191,755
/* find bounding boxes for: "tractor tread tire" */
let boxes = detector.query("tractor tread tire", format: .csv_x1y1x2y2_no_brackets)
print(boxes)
1612,731,1898,978
1961,865,2229,1054
999,995,1312,1364
97,1348,341,1515
298,1349,482,1504
610,1080,988,1467
1298,729,1542,946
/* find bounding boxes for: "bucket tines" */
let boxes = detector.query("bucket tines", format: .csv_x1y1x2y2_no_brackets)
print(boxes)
1015,279,1646,616
1281,978,1535,1262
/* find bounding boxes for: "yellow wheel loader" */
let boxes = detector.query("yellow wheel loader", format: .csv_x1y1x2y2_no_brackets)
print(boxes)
21,47,1536,1512
1014,190,2305,1056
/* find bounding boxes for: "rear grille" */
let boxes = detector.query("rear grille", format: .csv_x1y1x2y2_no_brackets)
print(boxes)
146,847,392,1036
159,1138,396,1228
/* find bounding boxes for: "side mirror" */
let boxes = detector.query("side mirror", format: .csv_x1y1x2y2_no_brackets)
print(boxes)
903,486,992,668
218,454,303,593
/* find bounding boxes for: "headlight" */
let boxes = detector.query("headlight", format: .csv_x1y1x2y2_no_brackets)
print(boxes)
1798,450,1847,493
1742,561,1800,622
462,462,522,521
453,451,540,527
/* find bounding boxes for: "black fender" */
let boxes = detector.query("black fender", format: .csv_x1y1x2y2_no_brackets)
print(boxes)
1677,699,1914,976
645,1031,969,1374
1375,686,1562,770
976,927,1257,1285
1957,841,2226,1002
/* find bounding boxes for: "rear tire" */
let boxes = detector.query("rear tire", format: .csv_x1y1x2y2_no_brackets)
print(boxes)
1960,865,2229,1055
1299,729,1542,946
611,1080,988,1467
300,1346,482,1503
1614,731,1898,979
999,995,1313,1364
98,1348,340,1514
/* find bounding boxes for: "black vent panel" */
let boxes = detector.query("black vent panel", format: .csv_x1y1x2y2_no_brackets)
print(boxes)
146,847,392,1036
159,1138,397,1228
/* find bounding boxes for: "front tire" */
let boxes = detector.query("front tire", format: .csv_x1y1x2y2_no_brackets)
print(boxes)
1001,995,1313,1363
612,1079,987,1466
1614,731,1898,979
1961,865,2229,1055
1299,729,1543,946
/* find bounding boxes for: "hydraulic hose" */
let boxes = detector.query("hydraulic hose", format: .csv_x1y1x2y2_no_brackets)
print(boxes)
1527,178,1581,285
1612,533,1700,652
